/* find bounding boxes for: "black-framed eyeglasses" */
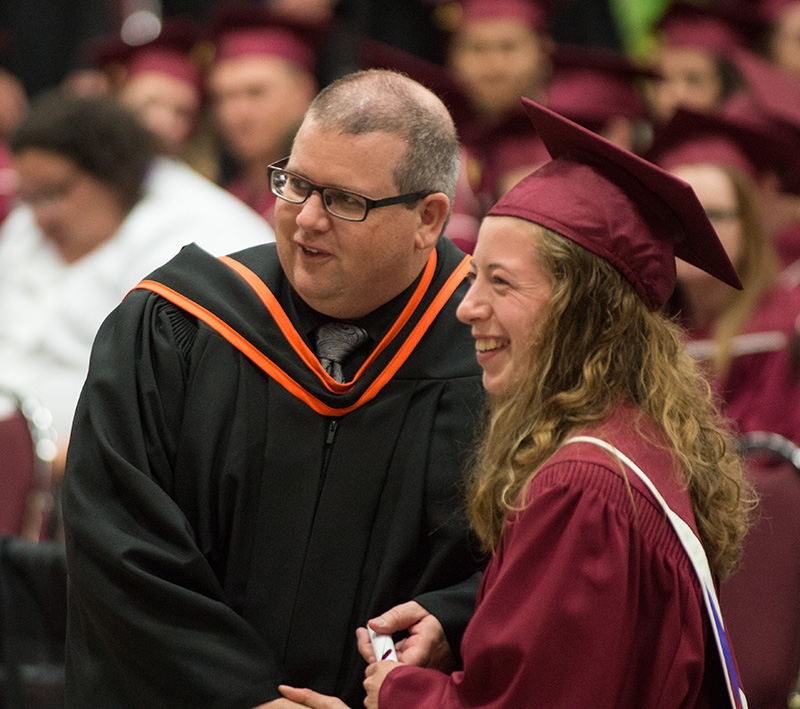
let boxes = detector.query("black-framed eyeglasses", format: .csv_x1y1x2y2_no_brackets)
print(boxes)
268,158,431,222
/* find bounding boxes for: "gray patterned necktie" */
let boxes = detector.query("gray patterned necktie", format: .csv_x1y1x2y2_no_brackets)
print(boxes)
314,322,369,383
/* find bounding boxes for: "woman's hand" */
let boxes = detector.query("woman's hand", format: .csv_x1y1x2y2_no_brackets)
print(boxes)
363,660,401,709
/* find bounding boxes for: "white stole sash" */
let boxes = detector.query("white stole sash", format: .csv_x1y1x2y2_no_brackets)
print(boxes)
565,436,748,709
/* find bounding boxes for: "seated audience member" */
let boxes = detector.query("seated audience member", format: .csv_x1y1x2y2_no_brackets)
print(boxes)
727,47,800,268
357,37,487,252
645,0,757,123
206,2,321,225
759,0,800,76
0,92,274,474
446,0,551,124
89,18,213,176
445,0,555,201
546,43,659,154
649,107,800,448
280,97,753,709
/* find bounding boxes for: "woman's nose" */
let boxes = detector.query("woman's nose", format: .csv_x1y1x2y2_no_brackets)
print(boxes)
456,280,489,324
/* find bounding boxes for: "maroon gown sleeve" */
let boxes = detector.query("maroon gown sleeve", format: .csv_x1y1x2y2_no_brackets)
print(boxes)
380,457,711,708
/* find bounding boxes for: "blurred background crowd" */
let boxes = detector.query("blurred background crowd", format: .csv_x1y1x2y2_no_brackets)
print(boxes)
2,0,800,707
4,0,800,461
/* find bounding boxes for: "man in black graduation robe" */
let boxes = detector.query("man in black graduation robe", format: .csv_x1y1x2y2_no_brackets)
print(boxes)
62,68,485,709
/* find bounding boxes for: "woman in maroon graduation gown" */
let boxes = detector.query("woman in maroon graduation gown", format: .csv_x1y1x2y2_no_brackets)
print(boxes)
281,99,754,708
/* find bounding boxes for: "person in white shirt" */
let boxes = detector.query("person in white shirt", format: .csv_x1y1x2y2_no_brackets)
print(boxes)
0,91,274,471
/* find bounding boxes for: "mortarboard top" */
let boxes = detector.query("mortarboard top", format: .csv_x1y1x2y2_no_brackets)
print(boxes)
726,48,800,191
654,0,767,56
646,105,794,181
453,0,548,33
206,2,326,73
547,44,660,128
488,97,742,310
721,91,800,192
731,47,800,127
89,17,204,92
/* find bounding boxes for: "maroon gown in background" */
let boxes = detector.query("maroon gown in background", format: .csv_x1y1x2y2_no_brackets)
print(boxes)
226,176,277,228
684,282,800,447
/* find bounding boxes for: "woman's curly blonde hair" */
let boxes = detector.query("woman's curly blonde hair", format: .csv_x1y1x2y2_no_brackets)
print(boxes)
468,223,754,580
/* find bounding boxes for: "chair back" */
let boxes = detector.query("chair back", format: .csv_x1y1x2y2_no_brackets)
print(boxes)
0,390,57,542
721,431,800,709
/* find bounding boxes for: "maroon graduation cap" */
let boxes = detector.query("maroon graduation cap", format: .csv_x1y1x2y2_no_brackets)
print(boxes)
646,105,795,181
488,98,742,310
454,0,549,33
547,44,660,128
206,2,327,73
654,0,768,55
89,17,204,91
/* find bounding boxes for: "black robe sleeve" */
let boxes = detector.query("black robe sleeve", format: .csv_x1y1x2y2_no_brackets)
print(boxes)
63,293,286,708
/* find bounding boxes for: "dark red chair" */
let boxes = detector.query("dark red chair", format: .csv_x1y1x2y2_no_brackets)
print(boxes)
0,390,57,542
721,431,800,709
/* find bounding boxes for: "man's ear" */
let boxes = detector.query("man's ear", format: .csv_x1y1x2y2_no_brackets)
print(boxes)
414,193,451,250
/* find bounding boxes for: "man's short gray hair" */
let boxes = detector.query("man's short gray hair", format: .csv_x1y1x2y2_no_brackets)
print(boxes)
305,69,461,206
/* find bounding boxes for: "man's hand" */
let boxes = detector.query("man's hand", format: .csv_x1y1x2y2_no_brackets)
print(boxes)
276,686,350,708
357,600,454,672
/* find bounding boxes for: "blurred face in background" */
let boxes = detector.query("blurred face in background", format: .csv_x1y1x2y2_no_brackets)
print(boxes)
120,72,201,154
648,46,725,123
13,149,128,263
449,17,549,120
769,2,800,76
208,54,317,165
671,162,743,287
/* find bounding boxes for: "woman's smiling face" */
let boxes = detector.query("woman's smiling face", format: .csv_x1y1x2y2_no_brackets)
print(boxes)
457,216,552,395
